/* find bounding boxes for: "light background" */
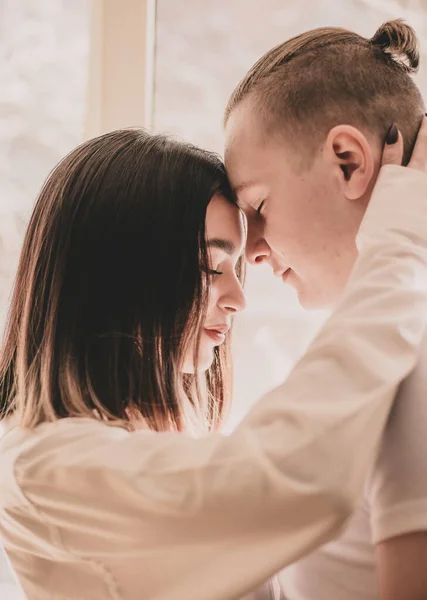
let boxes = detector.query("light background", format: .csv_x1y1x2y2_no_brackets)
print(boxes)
0,0,426,594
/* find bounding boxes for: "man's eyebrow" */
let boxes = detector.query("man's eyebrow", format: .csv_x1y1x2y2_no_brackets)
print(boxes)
207,238,236,255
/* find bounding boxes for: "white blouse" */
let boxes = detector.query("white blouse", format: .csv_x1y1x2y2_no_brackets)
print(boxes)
0,165,426,600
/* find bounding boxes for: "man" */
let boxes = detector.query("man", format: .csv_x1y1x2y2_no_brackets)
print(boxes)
224,19,427,600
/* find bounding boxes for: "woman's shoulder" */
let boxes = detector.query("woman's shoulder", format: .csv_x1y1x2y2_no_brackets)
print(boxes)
0,418,138,513
0,418,127,481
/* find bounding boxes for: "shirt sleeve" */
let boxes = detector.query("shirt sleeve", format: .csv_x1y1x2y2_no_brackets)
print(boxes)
18,166,427,600
367,333,427,544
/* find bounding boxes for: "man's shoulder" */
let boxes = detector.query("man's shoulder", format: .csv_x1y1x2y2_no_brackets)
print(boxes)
370,331,427,474
365,336,427,543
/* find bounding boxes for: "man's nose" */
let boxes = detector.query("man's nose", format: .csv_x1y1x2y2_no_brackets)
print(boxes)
245,216,271,265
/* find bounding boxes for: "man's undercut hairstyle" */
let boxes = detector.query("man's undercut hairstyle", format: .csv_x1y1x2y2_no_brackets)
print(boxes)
225,19,425,164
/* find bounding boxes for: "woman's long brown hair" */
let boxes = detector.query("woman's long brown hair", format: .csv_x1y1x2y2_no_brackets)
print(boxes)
0,129,243,434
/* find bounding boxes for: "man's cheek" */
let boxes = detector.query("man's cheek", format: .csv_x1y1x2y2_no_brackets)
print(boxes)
266,217,294,247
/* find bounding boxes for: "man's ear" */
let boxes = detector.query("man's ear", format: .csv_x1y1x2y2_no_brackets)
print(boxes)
325,125,375,200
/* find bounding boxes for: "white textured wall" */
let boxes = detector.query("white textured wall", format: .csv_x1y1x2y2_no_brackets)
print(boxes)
0,0,90,593
154,0,427,426
0,0,90,327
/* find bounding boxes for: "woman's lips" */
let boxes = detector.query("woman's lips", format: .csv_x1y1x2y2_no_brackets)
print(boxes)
204,325,229,345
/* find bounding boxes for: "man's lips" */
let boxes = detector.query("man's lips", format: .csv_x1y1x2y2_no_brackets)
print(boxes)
274,267,292,282
281,268,291,282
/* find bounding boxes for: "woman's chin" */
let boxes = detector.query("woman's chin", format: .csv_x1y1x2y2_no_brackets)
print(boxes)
182,348,214,374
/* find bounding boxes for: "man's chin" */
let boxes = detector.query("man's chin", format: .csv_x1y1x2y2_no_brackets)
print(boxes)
294,283,338,311
286,269,344,310
297,293,327,310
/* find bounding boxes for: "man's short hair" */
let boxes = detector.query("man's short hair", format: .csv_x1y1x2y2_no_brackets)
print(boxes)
225,20,425,164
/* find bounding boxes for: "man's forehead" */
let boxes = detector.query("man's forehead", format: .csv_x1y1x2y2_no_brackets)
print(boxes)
226,159,267,204
224,102,262,154
224,134,262,191
223,128,247,167
224,105,275,199
225,147,268,196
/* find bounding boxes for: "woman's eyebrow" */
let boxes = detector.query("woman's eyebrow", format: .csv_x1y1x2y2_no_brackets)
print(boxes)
207,238,235,255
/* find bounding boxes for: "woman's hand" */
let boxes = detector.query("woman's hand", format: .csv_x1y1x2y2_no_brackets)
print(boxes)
381,115,427,171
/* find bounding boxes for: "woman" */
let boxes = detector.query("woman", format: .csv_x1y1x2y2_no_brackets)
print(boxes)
0,123,426,600
0,130,246,437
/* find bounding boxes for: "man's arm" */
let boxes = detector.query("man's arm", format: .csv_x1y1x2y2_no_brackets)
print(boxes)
20,164,427,600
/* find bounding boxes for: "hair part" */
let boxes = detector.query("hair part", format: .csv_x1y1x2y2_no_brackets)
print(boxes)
0,129,242,434
225,19,425,165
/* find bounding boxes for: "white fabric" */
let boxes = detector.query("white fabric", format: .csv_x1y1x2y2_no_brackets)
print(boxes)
0,545,24,600
281,334,427,600
0,165,426,600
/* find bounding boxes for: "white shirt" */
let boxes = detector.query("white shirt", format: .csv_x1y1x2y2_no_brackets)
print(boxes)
0,165,426,600
281,330,427,600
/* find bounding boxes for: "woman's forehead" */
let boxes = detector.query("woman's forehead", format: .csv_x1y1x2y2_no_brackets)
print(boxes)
205,194,246,254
